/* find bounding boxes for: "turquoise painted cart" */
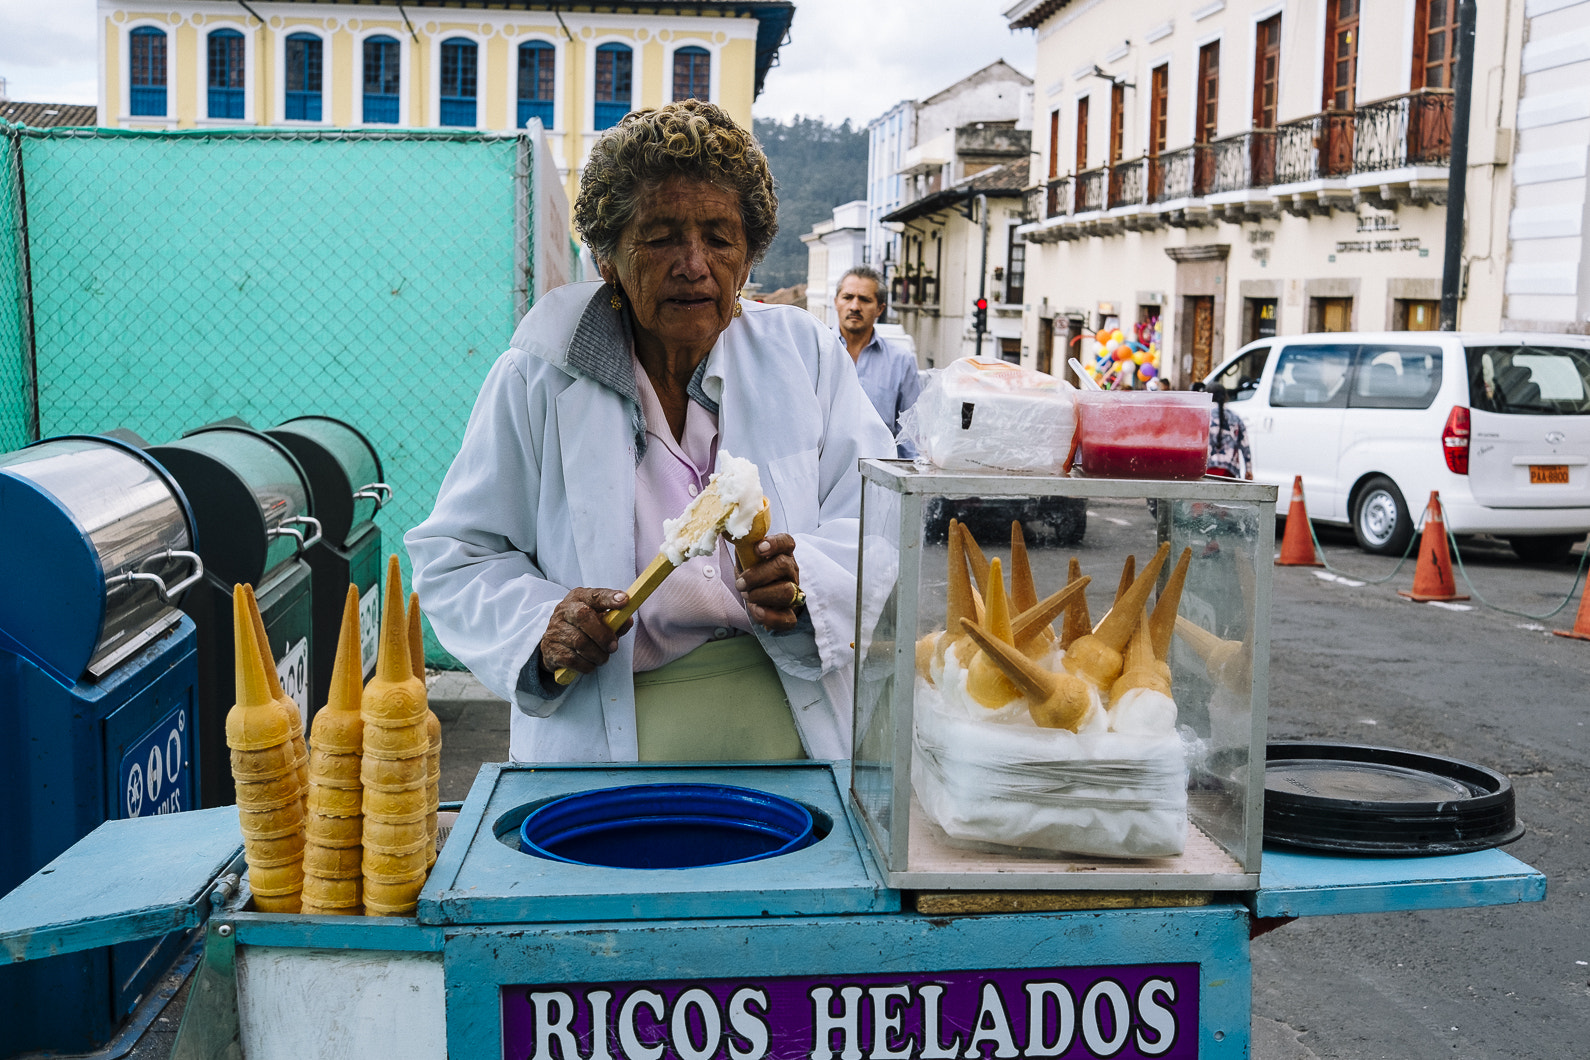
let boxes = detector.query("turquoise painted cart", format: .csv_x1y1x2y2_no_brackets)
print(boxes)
0,761,1544,1059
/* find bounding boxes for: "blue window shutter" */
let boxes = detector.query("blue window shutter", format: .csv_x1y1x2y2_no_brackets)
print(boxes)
362,36,401,124
130,27,167,117
440,38,478,127
594,43,632,130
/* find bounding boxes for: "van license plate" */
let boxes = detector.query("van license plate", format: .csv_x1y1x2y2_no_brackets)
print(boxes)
1529,465,1569,484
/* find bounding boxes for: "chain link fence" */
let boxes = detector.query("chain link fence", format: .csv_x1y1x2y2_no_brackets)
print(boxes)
0,122,575,665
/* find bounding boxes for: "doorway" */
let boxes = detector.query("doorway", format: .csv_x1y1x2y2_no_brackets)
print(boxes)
1188,296,1216,380
1037,317,1055,375
1395,298,1439,331
1244,297,1278,345
1310,296,1353,332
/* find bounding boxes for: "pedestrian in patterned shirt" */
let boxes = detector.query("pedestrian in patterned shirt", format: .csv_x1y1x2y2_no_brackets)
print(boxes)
1205,386,1253,480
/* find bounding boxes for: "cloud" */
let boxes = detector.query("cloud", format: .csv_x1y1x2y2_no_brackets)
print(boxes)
0,0,97,102
754,0,1034,126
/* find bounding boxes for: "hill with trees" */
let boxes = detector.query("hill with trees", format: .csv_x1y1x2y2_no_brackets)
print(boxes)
751,116,869,292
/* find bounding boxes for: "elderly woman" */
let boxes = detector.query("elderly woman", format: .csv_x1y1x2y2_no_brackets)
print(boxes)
407,101,893,764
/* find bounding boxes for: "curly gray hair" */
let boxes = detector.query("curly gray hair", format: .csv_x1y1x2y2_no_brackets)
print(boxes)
574,100,779,266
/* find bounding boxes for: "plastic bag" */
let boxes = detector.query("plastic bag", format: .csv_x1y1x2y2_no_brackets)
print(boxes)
898,358,1076,473
911,677,1189,858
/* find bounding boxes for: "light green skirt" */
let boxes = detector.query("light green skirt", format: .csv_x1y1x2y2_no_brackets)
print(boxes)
634,635,806,762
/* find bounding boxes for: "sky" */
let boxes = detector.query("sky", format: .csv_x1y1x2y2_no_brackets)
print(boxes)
0,0,1033,127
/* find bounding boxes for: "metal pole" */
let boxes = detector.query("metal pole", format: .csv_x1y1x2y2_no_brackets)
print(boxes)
1439,0,1477,331
975,193,989,357
6,126,39,442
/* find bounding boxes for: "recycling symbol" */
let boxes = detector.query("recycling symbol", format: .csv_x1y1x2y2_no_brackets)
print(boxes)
127,764,144,817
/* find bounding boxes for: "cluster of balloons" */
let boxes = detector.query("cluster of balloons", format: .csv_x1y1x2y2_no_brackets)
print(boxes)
1072,317,1164,389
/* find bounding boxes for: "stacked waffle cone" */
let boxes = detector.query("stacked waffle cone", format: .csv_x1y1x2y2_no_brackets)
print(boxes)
228,586,305,914
919,518,1206,737
361,556,431,917
227,556,441,916
300,586,366,915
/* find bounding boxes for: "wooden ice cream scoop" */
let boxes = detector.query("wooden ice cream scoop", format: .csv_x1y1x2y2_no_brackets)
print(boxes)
552,487,770,687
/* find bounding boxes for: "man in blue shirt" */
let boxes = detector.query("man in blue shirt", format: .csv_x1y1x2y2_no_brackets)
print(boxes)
834,266,922,458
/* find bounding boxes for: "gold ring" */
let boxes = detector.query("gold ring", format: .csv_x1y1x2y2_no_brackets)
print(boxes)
789,586,806,610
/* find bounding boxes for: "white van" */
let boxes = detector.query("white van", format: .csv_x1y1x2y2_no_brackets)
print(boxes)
1204,332,1590,561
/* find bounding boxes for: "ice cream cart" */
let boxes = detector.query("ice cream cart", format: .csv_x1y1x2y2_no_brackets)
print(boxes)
0,465,1546,1058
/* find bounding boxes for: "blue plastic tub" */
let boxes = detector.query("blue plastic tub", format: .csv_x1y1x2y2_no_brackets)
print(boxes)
518,783,816,869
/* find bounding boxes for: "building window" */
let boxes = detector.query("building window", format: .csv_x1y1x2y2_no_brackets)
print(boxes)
1005,232,1025,306
1196,42,1220,143
1253,15,1281,128
1149,64,1168,155
1413,0,1456,89
207,29,244,120
595,43,633,130
1047,109,1060,178
517,42,555,128
440,38,478,127
285,33,323,121
1108,83,1125,165
1324,0,1359,109
672,46,710,101
129,26,167,117
363,36,400,124
1075,95,1089,171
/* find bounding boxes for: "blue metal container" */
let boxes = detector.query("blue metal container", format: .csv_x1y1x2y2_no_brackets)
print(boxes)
0,436,203,1057
519,783,817,869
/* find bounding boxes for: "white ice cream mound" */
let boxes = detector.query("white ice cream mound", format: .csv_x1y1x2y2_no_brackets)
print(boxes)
1107,688,1178,735
660,451,763,566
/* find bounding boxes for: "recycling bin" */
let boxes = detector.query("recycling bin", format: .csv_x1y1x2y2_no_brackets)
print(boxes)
148,423,320,809
265,415,389,713
0,435,204,1055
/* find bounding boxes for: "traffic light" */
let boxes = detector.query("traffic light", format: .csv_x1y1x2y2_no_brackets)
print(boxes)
973,297,988,332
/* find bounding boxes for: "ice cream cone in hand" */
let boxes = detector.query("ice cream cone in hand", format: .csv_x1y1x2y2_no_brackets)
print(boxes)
1063,542,1171,690
959,617,1097,732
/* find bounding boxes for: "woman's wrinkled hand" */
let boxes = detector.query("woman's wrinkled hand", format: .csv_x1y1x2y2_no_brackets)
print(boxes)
539,587,632,677
735,534,802,633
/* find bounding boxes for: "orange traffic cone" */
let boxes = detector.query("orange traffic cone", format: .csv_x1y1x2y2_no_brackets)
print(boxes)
1276,476,1323,567
1398,492,1469,603
1553,575,1590,641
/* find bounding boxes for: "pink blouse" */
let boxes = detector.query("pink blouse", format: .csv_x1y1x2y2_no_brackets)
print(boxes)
629,356,754,672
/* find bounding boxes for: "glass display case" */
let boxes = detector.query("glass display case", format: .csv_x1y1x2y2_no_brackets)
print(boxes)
850,460,1277,891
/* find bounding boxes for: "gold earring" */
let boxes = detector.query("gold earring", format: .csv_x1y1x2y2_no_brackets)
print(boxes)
610,292,623,310
732,299,743,318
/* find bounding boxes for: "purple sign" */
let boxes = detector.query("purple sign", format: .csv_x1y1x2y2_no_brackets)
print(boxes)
502,963,1199,1060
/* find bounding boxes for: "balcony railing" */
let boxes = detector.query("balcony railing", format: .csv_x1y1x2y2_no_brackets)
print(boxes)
1024,89,1454,232
1108,158,1146,208
1075,167,1108,213
1210,130,1275,193
1357,88,1453,172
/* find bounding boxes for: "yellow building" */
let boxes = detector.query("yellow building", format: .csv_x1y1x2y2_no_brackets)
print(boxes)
98,0,793,200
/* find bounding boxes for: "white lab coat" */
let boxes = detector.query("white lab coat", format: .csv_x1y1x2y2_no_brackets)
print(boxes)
405,281,896,763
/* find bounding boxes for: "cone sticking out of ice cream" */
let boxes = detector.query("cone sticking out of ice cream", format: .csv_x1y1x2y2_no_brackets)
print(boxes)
964,558,1024,709
1147,546,1193,688
1063,542,1171,690
1060,557,1091,648
915,519,978,684
1007,521,1056,653
361,557,430,918
1175,615,1251,691
960,523,990,594
1011,576,1092,655
1107,611,1179,735
242,584,308,820
228,585,304,914
409,592,441,871
959,616,1099,732
301,585,366,916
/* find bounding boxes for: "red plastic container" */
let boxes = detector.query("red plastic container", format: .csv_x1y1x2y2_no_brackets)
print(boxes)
1075,390,1212,480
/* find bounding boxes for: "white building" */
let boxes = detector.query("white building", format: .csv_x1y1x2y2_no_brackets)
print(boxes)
1003,0,1587,387
800,199,870,329
864,61,1034,307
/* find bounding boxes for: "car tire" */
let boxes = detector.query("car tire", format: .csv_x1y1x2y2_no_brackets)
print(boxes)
1352,476,1413,555
1509,534,1579,565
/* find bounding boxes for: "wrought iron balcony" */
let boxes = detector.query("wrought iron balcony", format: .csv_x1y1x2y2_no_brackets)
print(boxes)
1209,131,1276,193
1075,167,1108,213
1356,88,1453,172
1108,158,1146,209
1150,146,1196,203
1046,176,1073,219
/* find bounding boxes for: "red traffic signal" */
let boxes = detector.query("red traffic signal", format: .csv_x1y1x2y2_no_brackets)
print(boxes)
975,298,988,311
